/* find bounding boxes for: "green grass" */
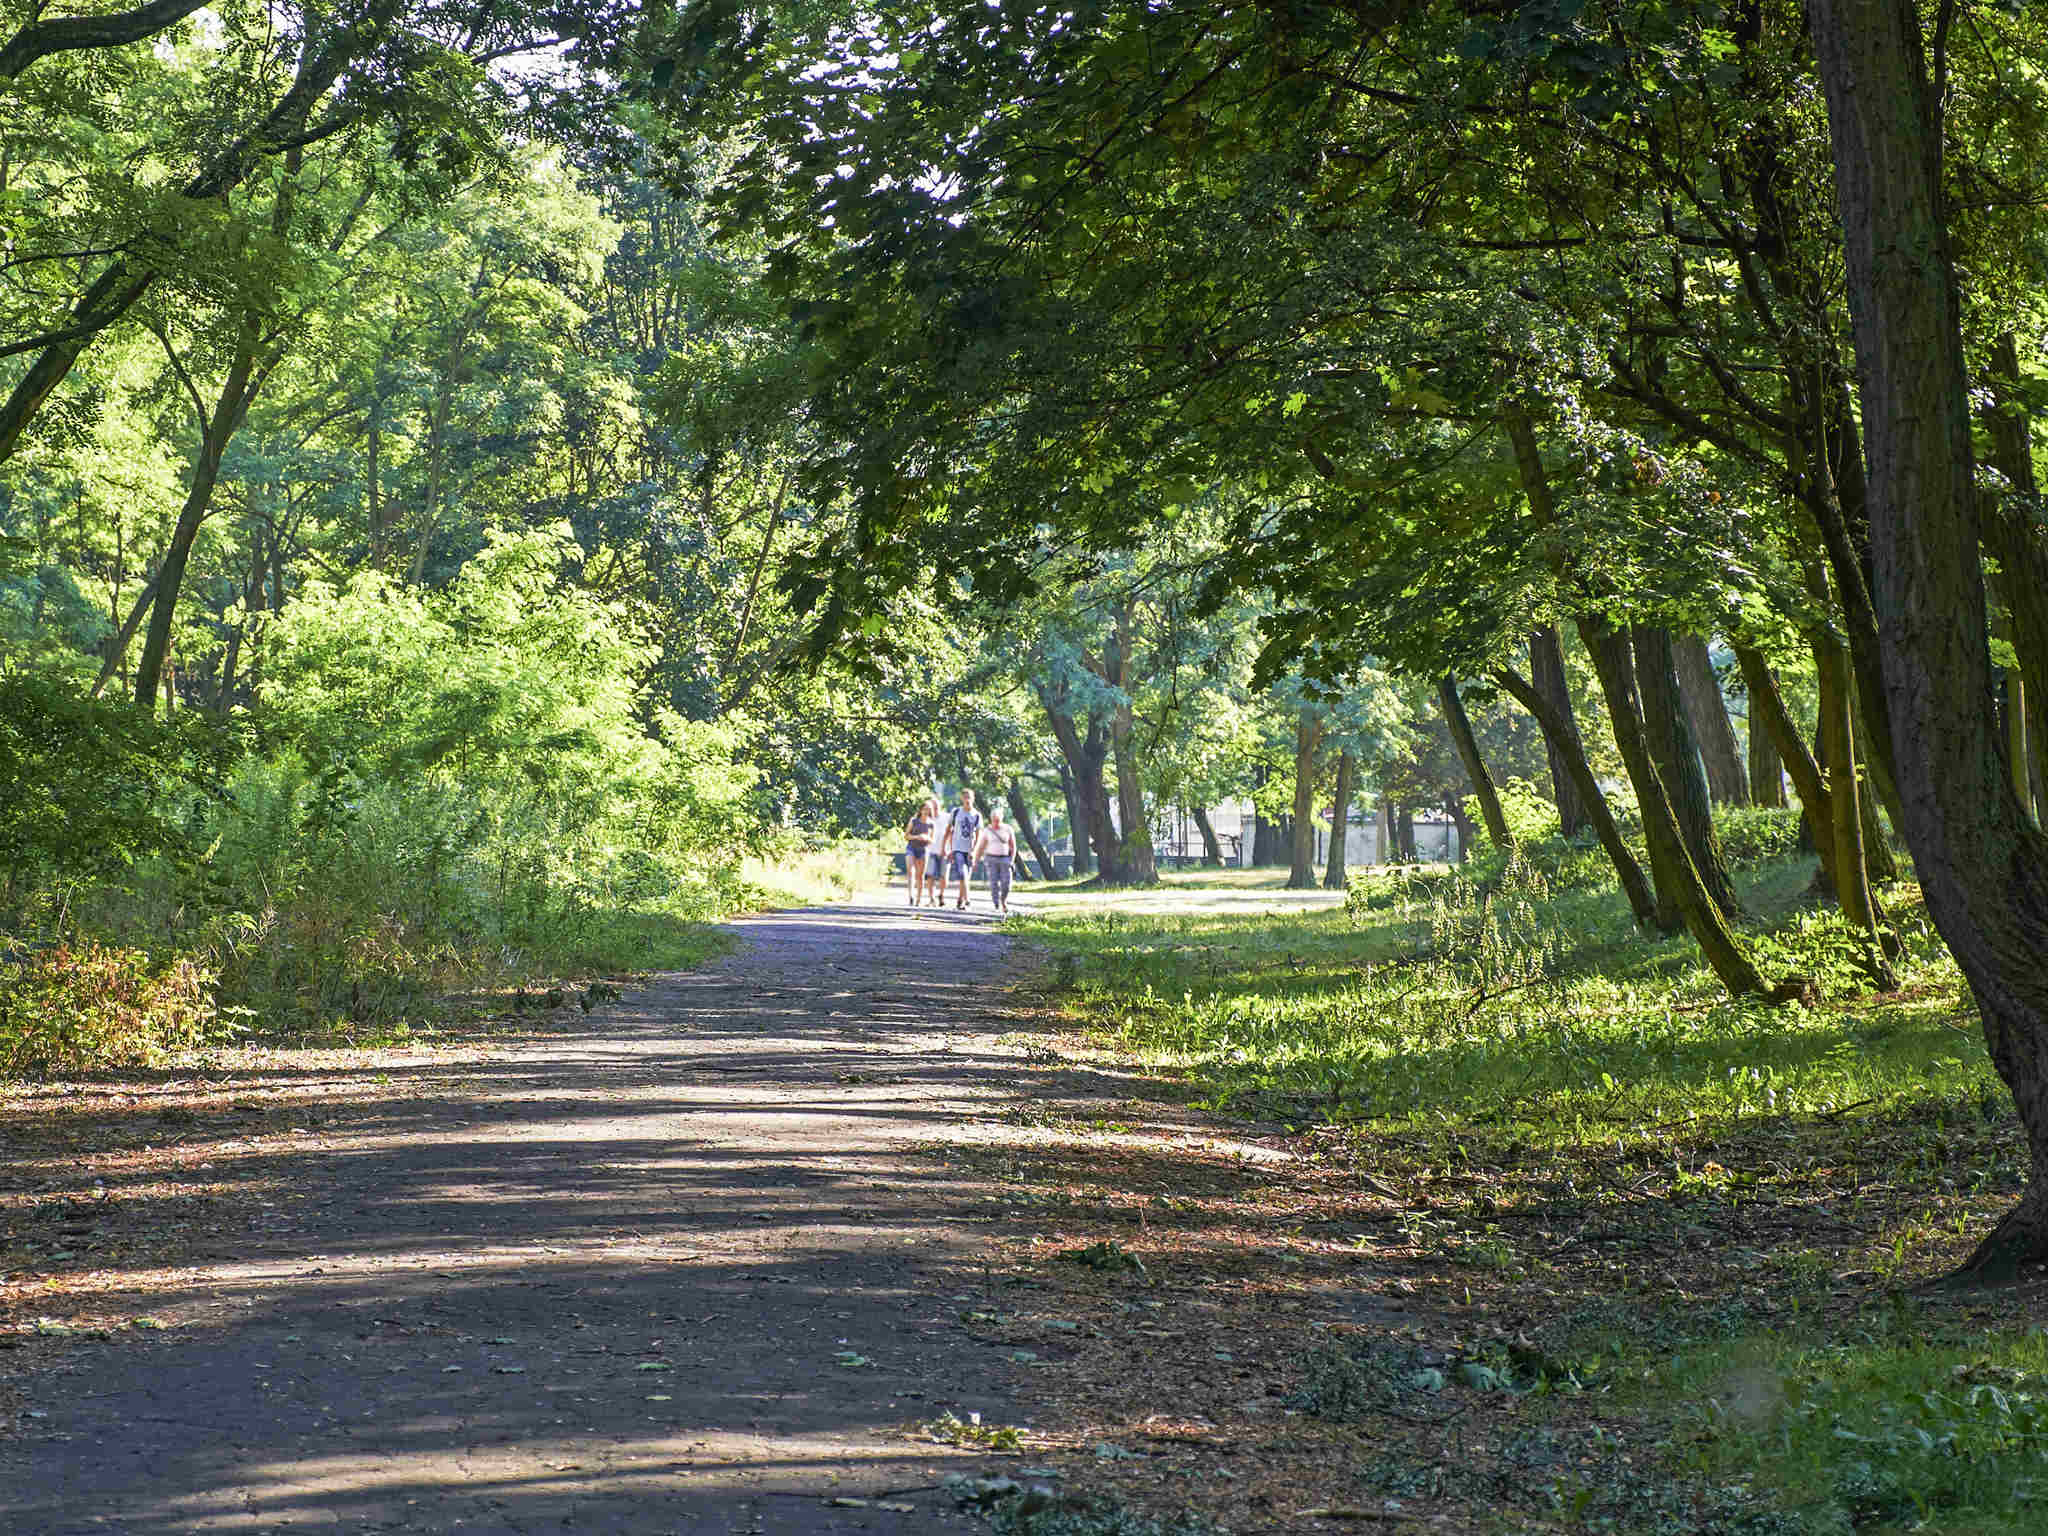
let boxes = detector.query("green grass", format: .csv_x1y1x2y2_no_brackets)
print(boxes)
1008,856,1991,1141
1010,849,2041,1535
1651,1322,2048,1535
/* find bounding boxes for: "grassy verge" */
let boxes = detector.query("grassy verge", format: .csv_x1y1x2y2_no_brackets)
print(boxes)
2,841,880,1073
1003,853,2048,1535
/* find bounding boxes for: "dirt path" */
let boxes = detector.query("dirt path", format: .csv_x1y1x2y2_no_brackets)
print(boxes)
2,899,1052,1534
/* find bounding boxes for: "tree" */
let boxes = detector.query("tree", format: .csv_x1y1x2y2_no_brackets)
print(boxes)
1807,0,2048,1276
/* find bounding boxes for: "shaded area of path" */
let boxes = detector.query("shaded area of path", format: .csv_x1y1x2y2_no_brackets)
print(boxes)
1,900,1045,1534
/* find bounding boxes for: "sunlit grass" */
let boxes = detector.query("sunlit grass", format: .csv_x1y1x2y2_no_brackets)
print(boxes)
1012,847,2034,1534
1010,856,1991,1146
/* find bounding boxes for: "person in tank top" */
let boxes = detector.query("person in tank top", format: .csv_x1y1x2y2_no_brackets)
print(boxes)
903,797,939,907
972,806,1019,913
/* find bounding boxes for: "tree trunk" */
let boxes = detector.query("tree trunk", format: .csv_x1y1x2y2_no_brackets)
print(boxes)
1287,712,1324,888
1324,749,1355,889
1395,803,1416,861
1038,684,1119,882
1058,762,1093,877
88,569,163,698
1581,617,1802,999
1748,693,1786,807
1530,626,1591,836
1008,781,1055,881
1733,644,1839,894
1081,758,1121,882
1633,625,1742,917
1447,802,1475,864
1252,763,1282,865
1673,636,1749,805
1847,674,1900,884
366,411,385,569
1191,806,1224,867
2010,678,2037,826
1103,610,1156,886
1438,676,1514,851
1816,633,1899,987
135,325,263,709
1494,664,1659,924
1810,0,2048,1276
1983,332,2048,821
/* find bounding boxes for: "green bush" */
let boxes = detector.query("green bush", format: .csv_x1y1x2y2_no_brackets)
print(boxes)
0,940,217,1074
0,670,233,916
1716,804,1805,869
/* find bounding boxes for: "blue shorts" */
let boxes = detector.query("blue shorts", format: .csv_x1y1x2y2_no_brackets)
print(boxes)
950,850,974,878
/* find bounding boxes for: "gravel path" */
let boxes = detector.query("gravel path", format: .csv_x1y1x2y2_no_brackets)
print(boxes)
2,899,1044,1534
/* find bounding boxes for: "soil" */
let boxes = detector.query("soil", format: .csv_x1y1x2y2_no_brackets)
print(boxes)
0,900,1060,1534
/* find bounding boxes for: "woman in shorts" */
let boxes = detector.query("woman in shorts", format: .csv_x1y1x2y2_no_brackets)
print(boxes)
904,797,938,907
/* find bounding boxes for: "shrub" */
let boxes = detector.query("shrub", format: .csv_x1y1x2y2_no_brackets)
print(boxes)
0,940,217,1074
1716,804,1805,870
0,670,234,917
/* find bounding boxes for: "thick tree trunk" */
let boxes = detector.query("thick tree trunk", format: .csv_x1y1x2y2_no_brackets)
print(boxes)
1810,0,2048,1276
1494,664,1659,924
1633,626,1742,917
1395,803,1415,861
1108,743,1156,884
1007,781,1055,881
1324,749,1355,889
1673,636,1749,805
1438,676,1514,851
1038,685,1119,882
1191,806,1225,867
1058,762,1093,877
1581,618,1802,999
1530,626,1591,836
1251,818,1278,864
1287,711,1324,889
1080,760,1121,882
1748,693,1786,807
1252,763,1282,865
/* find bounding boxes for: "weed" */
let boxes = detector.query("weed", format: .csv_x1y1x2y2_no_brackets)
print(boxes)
0,940,218,1073
921,1410,1025,1451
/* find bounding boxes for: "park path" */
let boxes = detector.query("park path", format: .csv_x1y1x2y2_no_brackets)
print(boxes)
1,899,1047,1534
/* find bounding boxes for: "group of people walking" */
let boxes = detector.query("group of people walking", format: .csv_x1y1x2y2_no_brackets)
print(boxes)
903,788,1019,913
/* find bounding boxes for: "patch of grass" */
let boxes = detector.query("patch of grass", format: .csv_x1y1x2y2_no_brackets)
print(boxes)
990,1493,1214,1536
1008,854,1988,1147
1654,1322,2048,1535
921,1410,1026,1451
1013,839,2031,1536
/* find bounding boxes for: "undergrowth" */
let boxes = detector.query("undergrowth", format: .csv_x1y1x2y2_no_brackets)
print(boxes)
1012,839,2036,1536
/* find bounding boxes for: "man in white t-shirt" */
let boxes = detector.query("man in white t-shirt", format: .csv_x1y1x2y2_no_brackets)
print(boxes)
937,788,984,910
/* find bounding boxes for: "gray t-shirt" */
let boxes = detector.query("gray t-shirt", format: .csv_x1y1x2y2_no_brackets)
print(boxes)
948,807,983,852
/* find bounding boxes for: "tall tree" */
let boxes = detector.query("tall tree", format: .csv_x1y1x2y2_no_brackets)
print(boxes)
1808,0,2048,1275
